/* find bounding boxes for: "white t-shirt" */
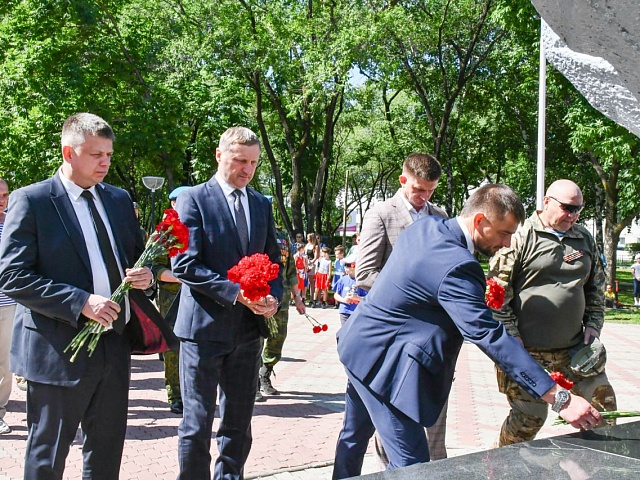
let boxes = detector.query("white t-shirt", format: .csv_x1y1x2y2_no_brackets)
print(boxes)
631,262,640,281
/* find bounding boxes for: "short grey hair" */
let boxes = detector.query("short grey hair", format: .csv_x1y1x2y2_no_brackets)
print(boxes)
460,184,525,224
61,113,115,148
218,126,261,152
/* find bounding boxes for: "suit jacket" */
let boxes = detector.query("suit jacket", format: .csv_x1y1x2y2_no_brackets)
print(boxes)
0,173,167,386
338,216,555,427
171,176,284,343
356,189,447,290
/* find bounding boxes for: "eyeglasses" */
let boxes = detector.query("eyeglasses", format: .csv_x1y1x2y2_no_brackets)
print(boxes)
548,196,584,215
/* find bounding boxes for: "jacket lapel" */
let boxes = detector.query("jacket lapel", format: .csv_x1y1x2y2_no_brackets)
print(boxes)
49,175,92,274
95,184,132,268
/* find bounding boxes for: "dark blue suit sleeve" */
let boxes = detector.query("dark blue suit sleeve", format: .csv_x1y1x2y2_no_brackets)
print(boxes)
0,189,89,326
437,260,556,399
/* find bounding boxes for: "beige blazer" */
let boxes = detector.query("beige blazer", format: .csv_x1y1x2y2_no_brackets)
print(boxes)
356,189,447,290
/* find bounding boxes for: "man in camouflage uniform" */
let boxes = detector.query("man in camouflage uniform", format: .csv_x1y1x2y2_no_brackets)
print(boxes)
488,179,616,446
259,229,306,397
152,187,190,414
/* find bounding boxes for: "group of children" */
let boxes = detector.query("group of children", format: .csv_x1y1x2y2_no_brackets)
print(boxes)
293,243,367,315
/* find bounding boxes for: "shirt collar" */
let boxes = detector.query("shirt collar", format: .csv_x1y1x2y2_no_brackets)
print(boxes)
215,172,247,198
455,216,475,255
400,192,428,216
58,168,98,201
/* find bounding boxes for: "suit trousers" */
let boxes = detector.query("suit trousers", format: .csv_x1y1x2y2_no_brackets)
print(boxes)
333,379,376,479
345,369,430,469
178,337,262,480
23,333,130,480
0,304,16,418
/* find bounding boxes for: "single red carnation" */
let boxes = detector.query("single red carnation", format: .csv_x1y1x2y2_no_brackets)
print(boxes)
321,324,328,331
485,278,505,309
313,326,321,334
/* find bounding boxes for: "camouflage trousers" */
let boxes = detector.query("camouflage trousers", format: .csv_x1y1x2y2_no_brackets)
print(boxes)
496,347,617,447
164,346,181,404
261,305,289,369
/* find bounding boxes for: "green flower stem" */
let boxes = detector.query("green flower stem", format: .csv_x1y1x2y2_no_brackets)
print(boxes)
553,410,640,425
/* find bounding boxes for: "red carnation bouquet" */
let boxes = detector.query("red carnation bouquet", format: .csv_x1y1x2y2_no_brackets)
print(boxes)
227,253,280,337
485,278,505,309
65,208,189,362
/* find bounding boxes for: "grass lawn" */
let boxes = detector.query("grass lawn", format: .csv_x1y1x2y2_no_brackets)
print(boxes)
605,268,640,324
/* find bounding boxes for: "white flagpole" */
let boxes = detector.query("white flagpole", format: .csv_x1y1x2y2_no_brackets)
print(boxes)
537,20,547,211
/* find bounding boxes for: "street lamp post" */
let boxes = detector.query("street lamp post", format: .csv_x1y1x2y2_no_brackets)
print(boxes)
142,176,165,234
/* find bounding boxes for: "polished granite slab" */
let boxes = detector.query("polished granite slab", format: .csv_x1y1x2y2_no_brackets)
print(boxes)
360,420,640,479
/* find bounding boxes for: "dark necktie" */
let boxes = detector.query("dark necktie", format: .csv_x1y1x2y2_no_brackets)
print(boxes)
81,190,125,334
232,189,249,254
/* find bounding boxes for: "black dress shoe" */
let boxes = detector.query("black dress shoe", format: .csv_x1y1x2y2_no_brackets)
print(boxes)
169,401,183,414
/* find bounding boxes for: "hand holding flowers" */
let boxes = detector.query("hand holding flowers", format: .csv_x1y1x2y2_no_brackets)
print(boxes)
227,253,281,337
65,208,189,362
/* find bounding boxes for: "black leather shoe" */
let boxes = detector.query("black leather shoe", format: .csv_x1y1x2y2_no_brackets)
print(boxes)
169,401,183,414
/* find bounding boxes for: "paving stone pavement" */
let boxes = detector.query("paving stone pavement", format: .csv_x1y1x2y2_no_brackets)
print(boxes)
1,306,639,479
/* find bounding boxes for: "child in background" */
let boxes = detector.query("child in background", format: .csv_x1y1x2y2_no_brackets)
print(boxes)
332,246,346,309
294,243,308,305
333,254,368,325
604,283,621,309
314,246,332,308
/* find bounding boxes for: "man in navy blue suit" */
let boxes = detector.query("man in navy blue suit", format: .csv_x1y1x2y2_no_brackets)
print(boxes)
171,126,283,479
337,184,602,469
0,113,157,479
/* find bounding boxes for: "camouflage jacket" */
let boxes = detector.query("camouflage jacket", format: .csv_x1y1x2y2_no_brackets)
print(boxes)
488,212,605,349
276,230,298,294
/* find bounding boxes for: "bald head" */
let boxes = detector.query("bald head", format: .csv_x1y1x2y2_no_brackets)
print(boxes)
546,179,583,204
540,179,584,232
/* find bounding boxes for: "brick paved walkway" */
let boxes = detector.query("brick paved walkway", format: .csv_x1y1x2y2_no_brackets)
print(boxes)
1,307,639,479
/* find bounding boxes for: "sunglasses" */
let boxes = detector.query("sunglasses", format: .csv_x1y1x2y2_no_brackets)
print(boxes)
548,196,584,215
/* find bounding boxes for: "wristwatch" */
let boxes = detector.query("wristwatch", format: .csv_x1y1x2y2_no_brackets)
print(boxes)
551,388,571,413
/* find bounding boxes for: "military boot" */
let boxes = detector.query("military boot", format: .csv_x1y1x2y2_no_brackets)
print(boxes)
259,365,280,395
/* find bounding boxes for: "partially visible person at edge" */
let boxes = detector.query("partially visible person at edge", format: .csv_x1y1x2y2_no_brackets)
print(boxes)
488,179,616,447
0,178,17,436
631,253,640,306
171,126,283,480
305,233,319,307
0,113,158,478
333,153,448,480
151,186,191,415
258,226,306,400
337,184,602,470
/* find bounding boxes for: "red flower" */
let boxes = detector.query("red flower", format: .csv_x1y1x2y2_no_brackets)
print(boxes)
550,371,575,390
152,208,189,257
227,253,280,302
485,278,505,309
305,314,328,334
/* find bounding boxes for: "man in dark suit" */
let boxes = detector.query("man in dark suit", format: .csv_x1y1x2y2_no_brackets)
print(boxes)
0,113,156,479
171,126,283,479
334,153,448,479
337,184,602,469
